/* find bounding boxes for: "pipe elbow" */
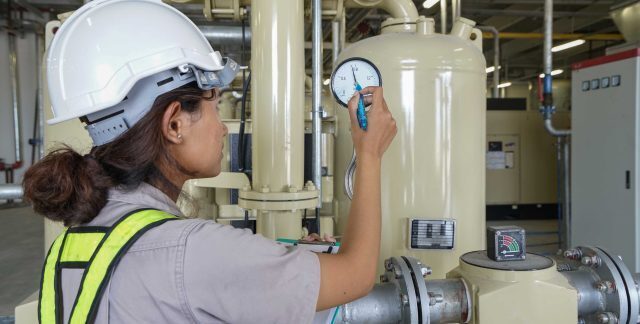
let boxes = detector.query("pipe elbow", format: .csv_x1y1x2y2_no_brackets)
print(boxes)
346,0,419,20
544,118,571,137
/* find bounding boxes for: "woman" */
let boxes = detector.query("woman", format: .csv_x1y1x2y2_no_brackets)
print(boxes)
24,0,397,323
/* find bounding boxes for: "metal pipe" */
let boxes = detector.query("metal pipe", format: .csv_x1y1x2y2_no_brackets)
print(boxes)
424,279,470,323
563,137,571,246
480,32,623,41
453,0,461,22
36,31,45,161
543,0,552,77
334,283,402,323
556,136,564,249
462,8,608,18
542,0,571,137
477,26,499,98
8,27,23,168
440,0,447,33
312,0,323,212
199,25,252,47
332,19,341,65
544,119,571,136
0,184,23,200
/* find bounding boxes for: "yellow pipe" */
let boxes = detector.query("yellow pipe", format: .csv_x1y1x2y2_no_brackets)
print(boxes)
482,32,624,41
250,0,305,239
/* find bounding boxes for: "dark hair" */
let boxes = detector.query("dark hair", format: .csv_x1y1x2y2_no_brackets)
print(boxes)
23,82,216,226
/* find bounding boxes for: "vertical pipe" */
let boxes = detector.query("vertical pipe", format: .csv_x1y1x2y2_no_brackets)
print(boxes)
9,29,23,167
563,138,571,246
492,30,499,98
36,32,45,161
332,19,341,65
543,0,552,77
541,0,570,136
477,26,499,98
440,0,447,34
556,136,564,249
340,14,346,49
452,0,461,22
251,0,305,239
312,0,323,210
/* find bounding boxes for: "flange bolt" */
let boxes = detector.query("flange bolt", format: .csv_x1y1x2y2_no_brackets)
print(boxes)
564,248,583,260
581,255,601,267
401,294,409,306
596,312,619,324
595,281,616,294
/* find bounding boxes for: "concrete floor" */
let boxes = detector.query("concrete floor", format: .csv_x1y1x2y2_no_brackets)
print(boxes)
0,206,43,316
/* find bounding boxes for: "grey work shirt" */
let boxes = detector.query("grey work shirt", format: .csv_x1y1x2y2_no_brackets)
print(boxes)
59,183,320,323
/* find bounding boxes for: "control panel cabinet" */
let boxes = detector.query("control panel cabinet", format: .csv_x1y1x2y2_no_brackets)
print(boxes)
571,49,640,271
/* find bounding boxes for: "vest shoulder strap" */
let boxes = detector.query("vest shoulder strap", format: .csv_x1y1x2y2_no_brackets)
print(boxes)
39,208,178,324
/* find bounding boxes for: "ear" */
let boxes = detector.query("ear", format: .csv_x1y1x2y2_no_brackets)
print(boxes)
161,101,185,144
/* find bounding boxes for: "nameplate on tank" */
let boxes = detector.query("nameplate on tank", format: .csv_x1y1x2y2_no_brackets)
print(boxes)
408,219,455,250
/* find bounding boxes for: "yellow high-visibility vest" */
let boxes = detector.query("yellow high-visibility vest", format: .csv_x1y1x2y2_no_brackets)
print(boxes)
39,209,177,324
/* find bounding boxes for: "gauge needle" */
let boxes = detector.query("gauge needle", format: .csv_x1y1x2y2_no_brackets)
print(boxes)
351,66,368,131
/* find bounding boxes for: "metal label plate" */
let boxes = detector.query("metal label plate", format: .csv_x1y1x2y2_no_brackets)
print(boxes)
408,219,455,250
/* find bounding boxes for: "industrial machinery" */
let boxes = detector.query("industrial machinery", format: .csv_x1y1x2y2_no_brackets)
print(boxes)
14,0,640,324
571,1,640,272
333,16,487,278
332,244,640,324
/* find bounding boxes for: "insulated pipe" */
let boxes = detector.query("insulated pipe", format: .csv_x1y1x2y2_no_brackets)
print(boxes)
440,0,447,33
0,184,23,200
312,0,323,211
542,0,571,136
250,0,305,239
345,0,419,20
477,26,499,98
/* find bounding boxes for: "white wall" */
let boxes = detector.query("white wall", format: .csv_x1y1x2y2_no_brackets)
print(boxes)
0,30,38,185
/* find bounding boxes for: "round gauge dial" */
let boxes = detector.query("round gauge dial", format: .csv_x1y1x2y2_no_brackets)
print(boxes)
330,57,382,107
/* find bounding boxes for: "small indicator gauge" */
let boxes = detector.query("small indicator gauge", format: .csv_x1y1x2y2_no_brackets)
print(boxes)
581,81,590,91
612,75,621,87
331,57,382,107
601,77,610,88
591,78,600,90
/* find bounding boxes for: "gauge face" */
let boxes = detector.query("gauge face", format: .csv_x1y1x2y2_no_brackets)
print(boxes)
331,57,382,107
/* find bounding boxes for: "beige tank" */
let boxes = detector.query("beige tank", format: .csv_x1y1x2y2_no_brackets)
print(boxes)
333,17,487,278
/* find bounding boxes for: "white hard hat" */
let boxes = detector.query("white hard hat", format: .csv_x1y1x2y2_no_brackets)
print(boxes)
46,0,239,145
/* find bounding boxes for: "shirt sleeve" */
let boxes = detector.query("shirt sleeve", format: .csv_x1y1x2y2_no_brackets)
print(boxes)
181,220,320,323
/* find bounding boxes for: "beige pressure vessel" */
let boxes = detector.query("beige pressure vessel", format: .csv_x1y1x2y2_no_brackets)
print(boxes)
334,17,487,278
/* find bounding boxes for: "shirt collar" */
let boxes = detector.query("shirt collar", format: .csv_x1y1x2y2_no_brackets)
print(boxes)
108,182,183,216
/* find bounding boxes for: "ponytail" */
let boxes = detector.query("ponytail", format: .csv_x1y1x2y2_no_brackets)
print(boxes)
23,147,112,226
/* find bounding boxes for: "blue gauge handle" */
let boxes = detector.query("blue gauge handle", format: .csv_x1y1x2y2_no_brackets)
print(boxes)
352,67,368,131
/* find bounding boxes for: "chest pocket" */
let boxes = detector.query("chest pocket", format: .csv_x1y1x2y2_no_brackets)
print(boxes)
39,209,177,324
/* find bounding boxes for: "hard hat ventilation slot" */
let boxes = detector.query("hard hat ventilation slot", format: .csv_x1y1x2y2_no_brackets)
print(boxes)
157,77,174,87
86,110,125,125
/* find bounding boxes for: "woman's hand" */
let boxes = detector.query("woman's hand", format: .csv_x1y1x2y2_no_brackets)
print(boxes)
347,87,397,161
316,87,396,311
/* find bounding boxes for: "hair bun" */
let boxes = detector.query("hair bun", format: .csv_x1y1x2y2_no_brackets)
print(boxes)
23,147,112,226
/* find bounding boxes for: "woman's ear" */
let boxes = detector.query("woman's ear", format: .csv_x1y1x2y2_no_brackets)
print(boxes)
162,101,184,144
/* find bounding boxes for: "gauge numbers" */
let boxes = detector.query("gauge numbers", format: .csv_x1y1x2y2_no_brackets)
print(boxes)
330,57,382,107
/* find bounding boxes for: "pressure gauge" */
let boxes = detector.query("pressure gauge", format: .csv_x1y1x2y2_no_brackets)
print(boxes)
330,57,382,107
